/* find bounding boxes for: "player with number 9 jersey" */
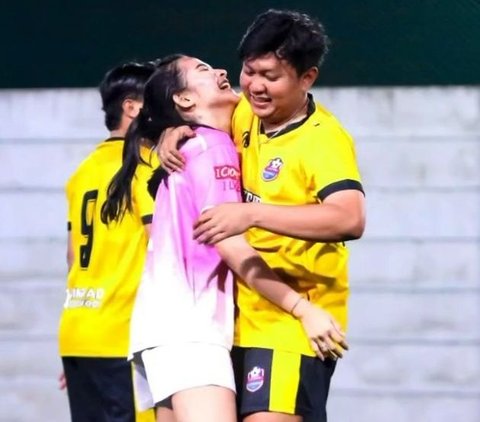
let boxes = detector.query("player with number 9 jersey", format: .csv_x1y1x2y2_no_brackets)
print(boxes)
59,139,157,357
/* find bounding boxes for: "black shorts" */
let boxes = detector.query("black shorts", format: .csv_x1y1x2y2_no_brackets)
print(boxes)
232,346,336,422
62,357,153,422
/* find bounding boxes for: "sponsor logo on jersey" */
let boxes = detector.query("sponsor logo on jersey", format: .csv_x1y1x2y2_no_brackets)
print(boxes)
246,366,265,393
262,157,283,181
214,165,241,192
243,188,261,203
63,287,105,309
214,165,240,180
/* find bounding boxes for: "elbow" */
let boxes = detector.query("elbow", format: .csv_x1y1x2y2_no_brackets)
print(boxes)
344,213,366,240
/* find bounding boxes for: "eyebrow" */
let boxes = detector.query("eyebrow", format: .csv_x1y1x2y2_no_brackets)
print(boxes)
195,63,209,70
243,64,277,75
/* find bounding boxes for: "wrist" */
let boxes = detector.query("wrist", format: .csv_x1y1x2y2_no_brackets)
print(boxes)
290,296,309,319
247,202,261,229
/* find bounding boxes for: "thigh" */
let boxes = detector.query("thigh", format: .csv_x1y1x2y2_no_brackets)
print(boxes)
172,385,236,422
62,357,105,422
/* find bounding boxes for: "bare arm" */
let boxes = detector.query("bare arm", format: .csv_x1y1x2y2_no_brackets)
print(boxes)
194,189,365,244
66,231,74,271
215,234,348,359
144,223,151,238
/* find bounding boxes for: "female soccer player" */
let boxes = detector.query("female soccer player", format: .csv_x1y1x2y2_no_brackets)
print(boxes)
103,54,341,422
59,61,157,422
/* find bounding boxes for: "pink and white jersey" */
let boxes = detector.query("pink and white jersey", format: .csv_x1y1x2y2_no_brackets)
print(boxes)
129,127,241,356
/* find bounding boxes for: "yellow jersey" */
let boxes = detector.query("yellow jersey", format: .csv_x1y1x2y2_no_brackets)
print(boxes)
59,138,158,357
232,95,364,356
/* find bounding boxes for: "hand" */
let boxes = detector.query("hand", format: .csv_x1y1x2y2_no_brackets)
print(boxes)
292,299,349,361
58,371,67,390
193,203,253,244
157,126,195,173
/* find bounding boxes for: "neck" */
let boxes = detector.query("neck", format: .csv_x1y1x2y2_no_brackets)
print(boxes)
189,105,234,135
109,129,126,138
110,115,134,138
262,95,309,134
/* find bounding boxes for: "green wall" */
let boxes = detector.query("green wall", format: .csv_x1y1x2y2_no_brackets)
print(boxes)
2,0,479,88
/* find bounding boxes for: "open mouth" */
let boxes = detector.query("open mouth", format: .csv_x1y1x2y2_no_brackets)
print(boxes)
218,79,231,90
250,95,271,105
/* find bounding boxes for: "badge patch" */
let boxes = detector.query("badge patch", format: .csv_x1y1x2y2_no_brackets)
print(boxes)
262,157,283,181
246,366,265,393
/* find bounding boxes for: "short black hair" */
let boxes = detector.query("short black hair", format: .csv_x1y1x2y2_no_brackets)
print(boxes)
99,61,156,131
238,9,329,76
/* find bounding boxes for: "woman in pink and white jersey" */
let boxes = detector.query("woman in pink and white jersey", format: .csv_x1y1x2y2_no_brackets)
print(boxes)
103,54,333,422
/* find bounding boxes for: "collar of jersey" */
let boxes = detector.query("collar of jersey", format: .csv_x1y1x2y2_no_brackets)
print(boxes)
104,136,125,142
261,93,316,139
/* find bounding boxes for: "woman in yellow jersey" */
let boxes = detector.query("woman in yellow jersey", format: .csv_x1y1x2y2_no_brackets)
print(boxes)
58,62,157,422
160,9,365,422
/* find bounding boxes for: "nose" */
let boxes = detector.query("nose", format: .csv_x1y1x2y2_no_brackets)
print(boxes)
216,68,227,78
248,76,265,94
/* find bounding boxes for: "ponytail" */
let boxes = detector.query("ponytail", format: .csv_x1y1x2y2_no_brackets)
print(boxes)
101,110,149,224
102,54,192,217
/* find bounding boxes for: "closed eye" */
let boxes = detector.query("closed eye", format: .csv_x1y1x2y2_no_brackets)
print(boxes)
196,63,210,72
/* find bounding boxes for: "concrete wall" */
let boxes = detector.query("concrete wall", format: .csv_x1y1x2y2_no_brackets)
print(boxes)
0,87,478,421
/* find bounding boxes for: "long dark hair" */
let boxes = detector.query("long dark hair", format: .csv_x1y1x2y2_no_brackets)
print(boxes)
101,54,190,224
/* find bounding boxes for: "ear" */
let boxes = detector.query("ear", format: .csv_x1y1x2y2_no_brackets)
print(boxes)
300,67,319,92
172,92,195,110
122,98,142,119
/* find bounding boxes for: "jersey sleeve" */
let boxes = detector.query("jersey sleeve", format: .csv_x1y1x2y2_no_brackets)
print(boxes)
186,141,242,213
306,122,364,201
133,149,158,224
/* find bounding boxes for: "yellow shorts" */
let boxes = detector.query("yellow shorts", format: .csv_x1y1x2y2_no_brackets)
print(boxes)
231,346,336,422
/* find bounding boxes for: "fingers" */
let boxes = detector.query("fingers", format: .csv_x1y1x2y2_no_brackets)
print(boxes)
313,338,340,360
330,330,349,351
193,219,214,241
311,331,349,361
310,339,326,361
159,151,185,173
58,373,67,390
175,125,196,139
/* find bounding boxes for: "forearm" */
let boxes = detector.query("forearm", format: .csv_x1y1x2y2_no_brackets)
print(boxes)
67,232,74,271
247,192,365,242
216,236,301,313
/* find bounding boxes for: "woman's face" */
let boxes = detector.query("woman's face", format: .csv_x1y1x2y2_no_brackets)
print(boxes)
177,57,239,110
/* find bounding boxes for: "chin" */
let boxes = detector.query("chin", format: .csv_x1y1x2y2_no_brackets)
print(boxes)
250,106,273,120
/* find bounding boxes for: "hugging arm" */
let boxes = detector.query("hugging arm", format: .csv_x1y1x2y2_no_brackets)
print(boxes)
215,235,348,360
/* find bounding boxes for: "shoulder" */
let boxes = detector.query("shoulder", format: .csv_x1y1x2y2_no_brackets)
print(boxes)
232,95,254,145
232,94,252,120
305,102,355,146
184,127,234,154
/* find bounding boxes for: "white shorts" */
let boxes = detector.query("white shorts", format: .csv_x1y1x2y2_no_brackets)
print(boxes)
132,343,235,411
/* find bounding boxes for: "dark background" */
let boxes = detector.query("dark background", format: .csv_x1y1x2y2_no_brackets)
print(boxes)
2,0,479,88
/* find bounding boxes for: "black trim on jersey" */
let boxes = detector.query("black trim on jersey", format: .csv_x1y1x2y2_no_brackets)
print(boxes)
317,179,364,202
104,137,124,143
141,214,153,225
262,93,316,139
67,221,71,231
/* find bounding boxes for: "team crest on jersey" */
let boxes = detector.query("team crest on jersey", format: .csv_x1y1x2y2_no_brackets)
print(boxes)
246,366,265,393
262,157,283,181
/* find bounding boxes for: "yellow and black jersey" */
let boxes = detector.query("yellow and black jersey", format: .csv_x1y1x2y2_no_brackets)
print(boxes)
59,138,158,357
231,95,364,356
